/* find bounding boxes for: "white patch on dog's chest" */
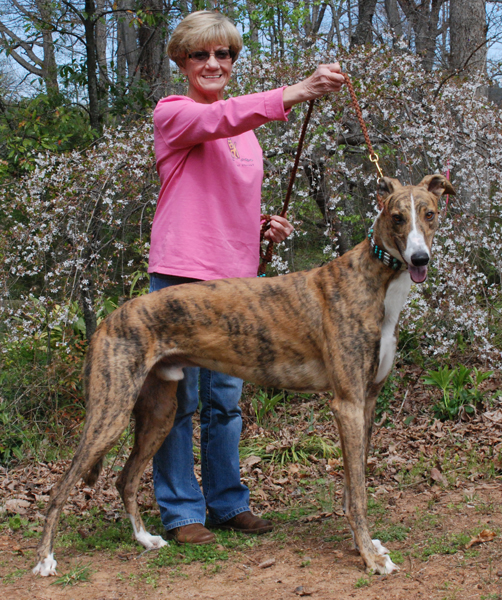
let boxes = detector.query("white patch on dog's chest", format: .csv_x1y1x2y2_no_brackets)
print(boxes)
375,272,412,383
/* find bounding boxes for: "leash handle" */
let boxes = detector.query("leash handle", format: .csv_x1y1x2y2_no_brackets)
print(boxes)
258,99,315,276
259,73,384,276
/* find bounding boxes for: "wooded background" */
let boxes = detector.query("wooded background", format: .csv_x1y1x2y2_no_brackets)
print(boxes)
0,2,501,463
1,1,501,132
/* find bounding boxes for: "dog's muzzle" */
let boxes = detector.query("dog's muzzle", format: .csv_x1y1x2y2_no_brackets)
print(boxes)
408,251,429,283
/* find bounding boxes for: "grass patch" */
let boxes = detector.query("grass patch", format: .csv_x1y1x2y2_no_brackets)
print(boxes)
389,550,404,565
416,531,471,559
367,497,386,516
148,541,228,569
52,562,92,587
148,529,258,571
372,523,410,543
263,507,315,523
354,575,371,588
414,508,442,529
57,508,141,552
240,434,340,466
1,568,27,584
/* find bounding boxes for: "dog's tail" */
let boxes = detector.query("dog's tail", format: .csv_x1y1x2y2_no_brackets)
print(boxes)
82,457,104,487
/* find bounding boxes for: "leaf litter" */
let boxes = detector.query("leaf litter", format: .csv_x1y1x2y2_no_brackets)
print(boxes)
0,371,501,598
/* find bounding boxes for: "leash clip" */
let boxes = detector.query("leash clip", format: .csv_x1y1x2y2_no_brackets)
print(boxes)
369,153,384,181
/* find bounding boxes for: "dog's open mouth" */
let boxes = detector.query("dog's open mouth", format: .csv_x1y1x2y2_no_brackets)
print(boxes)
408,264,428,283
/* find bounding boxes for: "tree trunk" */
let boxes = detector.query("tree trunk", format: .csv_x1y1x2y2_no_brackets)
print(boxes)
116,25,127,83
385,0,403,39
350,0,379,48
96,0,109,104
84,0,101,132
80,274,98,341
35,0,59,93
117,0,140,84
137,0,169,102
247,0,260,55
397,0,446,72
450,0,487,75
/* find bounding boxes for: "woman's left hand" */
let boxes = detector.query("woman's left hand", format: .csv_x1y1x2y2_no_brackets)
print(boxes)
263,215,294,243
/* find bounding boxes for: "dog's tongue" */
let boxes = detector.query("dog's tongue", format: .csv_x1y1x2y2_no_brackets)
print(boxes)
408,265,428,283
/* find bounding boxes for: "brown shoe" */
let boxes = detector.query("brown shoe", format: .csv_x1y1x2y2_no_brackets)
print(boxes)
217,511,273,534
165,523,216,545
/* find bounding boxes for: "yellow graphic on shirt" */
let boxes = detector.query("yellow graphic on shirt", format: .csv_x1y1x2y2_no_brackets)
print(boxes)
227,138,240,159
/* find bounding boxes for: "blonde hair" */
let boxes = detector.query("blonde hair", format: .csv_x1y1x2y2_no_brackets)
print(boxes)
167,11,243,67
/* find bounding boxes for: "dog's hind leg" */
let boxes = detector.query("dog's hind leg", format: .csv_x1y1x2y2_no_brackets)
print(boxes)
332,392,397,575
116,371,178,550
33,407,132,576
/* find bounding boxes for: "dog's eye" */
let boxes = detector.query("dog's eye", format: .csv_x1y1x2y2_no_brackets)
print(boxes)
392,214,403,224
425,211,435,221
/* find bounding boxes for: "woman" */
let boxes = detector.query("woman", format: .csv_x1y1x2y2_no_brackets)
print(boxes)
150,10,344,545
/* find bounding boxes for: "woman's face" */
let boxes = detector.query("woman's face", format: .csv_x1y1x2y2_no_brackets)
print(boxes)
180,44,234,103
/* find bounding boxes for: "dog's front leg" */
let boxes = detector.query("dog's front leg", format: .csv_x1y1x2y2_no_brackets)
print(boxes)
332,395,397,575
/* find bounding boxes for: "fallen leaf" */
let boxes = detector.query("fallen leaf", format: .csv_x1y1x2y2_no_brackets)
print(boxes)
465,529,496,549
430,468,447,486
242,455,262,469
483,410,502,424
12,544,23,555
273,477,289,485
253,488,268,500
5,499,31,514
258,558,275,569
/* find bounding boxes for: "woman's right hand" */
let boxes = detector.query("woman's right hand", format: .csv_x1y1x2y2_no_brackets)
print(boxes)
283,63,345,109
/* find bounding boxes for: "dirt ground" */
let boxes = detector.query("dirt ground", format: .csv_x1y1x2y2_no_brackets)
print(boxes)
1,379,502,600
1,474,501,599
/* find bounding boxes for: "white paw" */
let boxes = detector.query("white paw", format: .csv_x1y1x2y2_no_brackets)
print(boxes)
372,538,390,555
32,553,57,576
128,514,168,550
139,532,168,550
372,539,399,574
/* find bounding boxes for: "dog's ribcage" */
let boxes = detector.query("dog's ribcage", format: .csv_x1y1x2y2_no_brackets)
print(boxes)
375,271,412,383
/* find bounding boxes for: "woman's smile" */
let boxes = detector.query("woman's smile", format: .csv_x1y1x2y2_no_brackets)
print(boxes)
181,45,233,104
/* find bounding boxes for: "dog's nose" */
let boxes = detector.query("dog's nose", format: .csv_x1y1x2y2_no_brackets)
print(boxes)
410,252,429,266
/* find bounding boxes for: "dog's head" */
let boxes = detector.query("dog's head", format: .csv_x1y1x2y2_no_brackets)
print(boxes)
375,174,456,283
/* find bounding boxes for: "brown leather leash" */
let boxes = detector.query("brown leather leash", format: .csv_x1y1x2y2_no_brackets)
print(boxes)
258,72,384,276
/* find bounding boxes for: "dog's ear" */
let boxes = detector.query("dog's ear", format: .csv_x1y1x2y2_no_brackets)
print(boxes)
377,177,402,201
419,174,456,199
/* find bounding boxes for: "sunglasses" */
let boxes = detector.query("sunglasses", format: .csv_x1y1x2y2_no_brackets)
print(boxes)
188,49,234,63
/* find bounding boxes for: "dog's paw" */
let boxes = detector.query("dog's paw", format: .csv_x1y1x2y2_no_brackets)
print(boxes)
372,539,399,574
372,538,389,555
144,534,169,550
136,529,168,550
32,553,57,576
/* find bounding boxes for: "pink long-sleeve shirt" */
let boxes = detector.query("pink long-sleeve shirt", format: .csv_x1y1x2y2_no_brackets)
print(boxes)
148,88,289,280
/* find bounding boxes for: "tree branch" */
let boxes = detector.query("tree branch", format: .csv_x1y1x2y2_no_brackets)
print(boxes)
433,37,494,100
0,21,44,65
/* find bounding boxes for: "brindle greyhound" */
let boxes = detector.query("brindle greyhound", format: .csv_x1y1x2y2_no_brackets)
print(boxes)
33,174,455,577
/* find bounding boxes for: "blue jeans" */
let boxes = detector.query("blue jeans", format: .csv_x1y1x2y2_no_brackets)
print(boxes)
149,273,250,530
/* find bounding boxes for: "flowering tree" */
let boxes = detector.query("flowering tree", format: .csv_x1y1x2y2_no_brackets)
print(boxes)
0,43,500,368
0,123,158,345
